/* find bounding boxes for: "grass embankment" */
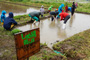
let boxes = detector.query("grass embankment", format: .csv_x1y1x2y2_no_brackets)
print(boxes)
2,1,90,13
0,13,58,60
13,13,50,26
14,15,30,24
0,28,66,60
53,29,90,60
29,43,67,60
16,2,90,13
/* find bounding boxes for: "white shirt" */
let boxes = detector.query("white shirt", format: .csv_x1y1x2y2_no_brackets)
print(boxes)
40,8,44,14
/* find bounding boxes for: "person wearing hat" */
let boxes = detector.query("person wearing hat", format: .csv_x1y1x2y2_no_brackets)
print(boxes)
57,4,64,19
3,12,17,30
28,11,41,24
40,5,44,17
48,5,53,12
1,10,6,27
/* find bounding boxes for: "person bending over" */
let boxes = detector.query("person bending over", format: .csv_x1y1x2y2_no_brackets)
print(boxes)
60,10,70,29
57,4,64,19
50,9,59,21
28,11,41,24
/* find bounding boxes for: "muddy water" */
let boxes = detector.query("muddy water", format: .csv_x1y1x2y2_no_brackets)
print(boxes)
16,13,90,48
1,0,89,48
0,2,40,16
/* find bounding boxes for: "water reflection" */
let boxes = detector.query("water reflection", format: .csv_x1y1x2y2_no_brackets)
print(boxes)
0,2,26,14
16,13,90,48
69,15,75,27
57,26,67,39
0,2,40,16
49,20,56,28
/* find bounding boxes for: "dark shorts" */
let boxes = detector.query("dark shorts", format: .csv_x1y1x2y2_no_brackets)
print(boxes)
64,15,70,24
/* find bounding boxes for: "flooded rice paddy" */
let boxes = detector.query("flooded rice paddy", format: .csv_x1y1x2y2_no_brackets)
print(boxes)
16,13,90,48
1,2,90,48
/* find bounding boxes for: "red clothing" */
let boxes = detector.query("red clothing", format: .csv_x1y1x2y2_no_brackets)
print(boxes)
65,5,68,12
57,9,58,11
48,10,51,12
60,12,69,20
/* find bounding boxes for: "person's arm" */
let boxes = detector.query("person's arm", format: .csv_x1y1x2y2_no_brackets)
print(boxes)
60,14,63,21
11,19,17,25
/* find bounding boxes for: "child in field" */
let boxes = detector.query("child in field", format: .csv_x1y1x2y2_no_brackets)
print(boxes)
71,2,76,15
65,4,68,12
50,9,59,21
48,5,53,12
60,10,70,29
1,10,6,27
29,11,41,24
3,12,17,30
57,4,64,18
40,5,44,17
75,2,78,8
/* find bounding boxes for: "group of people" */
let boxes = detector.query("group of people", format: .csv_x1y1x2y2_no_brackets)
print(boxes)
49,2,77,29
0,2,77,31
29,2,77,29
0,11,17,30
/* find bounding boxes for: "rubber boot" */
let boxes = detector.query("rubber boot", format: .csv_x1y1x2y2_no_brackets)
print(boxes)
62,24,66,29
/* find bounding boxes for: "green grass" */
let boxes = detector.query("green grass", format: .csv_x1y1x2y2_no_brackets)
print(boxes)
76,3,90,13
11,29,21,34
3,0,90,13
29,45,67,60
0,23,66,60
13,13,49,25
53,29,90,60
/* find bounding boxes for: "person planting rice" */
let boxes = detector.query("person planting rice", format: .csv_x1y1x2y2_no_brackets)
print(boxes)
59,10,70,29
28,11,41,24
50,9,59,21
3,12,17,30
